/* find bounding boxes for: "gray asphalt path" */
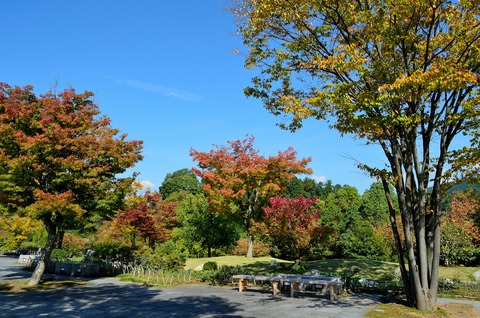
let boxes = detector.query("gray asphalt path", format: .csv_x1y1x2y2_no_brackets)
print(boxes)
3,255,478,317
0,255,380,317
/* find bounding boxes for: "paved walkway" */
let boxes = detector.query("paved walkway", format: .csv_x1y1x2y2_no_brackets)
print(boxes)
1,255,479,317
0,255,381,317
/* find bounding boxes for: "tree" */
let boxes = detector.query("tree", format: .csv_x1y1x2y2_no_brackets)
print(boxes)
176,193,240,257
232,0,480,310
190,135,311,257
116,191,178,249
440,189,480,265
321,185,361,234
116,203,159,249
258,196,321,260
159,168,201,200
360,181,396,228
0,213,43,250
445,189,480,243
0,83,143,285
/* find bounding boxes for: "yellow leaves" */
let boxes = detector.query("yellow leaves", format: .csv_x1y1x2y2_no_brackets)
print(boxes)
0,214,42,245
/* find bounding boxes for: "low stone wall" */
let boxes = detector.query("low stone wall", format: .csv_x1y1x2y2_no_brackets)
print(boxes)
54,262,100,277
17,254,39,266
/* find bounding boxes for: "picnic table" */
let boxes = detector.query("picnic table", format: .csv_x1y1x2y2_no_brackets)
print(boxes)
232,274,344,301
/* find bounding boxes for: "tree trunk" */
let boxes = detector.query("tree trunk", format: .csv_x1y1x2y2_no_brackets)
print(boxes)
246,234,254,258
207,245,212,258
28,221,58,286
54,230,64,249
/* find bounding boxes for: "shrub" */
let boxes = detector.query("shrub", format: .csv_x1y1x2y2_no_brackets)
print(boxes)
198,265,244,285
92,242,132,262
203,261,218,271
50,249,69,262
62,233,86,256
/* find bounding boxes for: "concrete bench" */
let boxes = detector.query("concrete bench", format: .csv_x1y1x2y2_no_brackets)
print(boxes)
232,274,270,292
266,274,344,301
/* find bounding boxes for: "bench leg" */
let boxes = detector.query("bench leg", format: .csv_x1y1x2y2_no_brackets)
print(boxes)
329,284,337,301
271,281,281,296
291,282,300,297
239,278,247,292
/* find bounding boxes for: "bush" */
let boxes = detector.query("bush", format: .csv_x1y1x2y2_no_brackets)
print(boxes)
62,233,86,256
203,261,218,271
198,265,244,285
50,249,69,262
131,247,186,271
92,242,132,262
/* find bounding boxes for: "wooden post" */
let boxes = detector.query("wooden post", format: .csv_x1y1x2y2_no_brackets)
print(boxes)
239,278,247,292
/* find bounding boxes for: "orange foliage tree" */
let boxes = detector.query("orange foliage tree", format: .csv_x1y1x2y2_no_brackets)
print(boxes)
0,83,143,285
190,135,311,257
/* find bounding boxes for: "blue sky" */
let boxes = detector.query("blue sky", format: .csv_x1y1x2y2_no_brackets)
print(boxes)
1,1,386,193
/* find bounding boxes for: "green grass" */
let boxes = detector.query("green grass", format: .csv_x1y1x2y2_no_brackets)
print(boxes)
186,256,479,282
185,256,292,273
185,256,399,279
438,266,480,282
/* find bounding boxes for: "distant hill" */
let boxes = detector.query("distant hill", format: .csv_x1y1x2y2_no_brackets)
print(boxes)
445,183,480,194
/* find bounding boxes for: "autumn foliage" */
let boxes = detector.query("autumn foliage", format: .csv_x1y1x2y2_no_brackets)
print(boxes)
190,135,311,257
115,192,178,249
0,83,143,285
256,196,322,260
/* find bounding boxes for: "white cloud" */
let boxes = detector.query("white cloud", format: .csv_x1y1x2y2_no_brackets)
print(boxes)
139,180,155,191
311,175,327,183
104,75,202,102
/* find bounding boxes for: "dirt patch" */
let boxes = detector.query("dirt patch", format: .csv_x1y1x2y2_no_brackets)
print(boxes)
0,279,87,293
438,303,479,318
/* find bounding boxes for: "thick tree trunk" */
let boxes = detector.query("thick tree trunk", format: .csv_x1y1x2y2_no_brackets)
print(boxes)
28,222,58,286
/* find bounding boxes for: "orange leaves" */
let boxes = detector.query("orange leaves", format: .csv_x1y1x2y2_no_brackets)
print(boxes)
0,82,143,238
445,189,480,243
26,190,85,220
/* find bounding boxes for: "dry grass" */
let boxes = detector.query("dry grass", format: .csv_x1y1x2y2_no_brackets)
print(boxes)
366,302,479,318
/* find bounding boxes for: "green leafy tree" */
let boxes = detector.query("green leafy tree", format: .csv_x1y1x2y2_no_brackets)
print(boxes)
0,83,143,285
232,0,480,310
321,185,361,233
176,193,240,257
360,181,396,228
159,168,201,200
338,219,390,260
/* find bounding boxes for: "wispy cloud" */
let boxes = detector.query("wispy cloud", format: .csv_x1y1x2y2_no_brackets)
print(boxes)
104,75,202,102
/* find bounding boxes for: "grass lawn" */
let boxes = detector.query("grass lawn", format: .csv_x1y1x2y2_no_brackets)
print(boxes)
186,256,479,281
185,256,292,273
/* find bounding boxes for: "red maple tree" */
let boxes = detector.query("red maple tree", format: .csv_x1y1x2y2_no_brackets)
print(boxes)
258,196,322,260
